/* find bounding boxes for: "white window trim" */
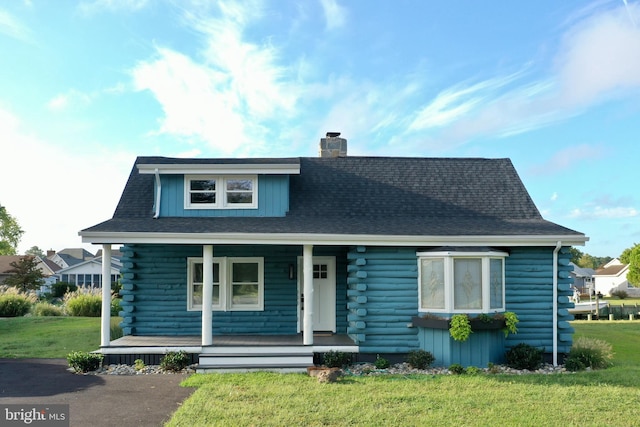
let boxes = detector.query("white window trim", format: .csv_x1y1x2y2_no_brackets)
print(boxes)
184,175,258,209
187,256,264,311
417,250,507,314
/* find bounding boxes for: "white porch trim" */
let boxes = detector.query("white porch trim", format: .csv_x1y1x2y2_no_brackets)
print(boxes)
303,244,314,345
100,244,112,347
201,244,213,346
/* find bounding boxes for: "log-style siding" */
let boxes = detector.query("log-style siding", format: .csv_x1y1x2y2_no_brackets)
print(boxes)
119,244,347,336
347,245,574,362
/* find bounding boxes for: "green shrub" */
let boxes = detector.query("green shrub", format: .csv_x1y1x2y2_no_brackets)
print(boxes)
111,297,121,316
160,350,190,372
466,366,482,375
110,322,124,340
32,302,64,316
374,355,390,369
64,289,102,317
51,282,77,298
449,364,465,374
134,359,146,371
505,343,544,370
322,351,352,368
449,314,472,341
0,287,36,317
610,289,628,299
67,351,103,373
564,337,613,371
406,350,435,369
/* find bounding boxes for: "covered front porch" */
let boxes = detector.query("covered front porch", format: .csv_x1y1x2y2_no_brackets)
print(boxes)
101,334,359,372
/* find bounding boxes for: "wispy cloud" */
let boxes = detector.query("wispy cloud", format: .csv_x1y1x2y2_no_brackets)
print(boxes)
570,206,638,219
132,1,303,156
0,8,32,42
47,90,93,111
319,0,347,30
78,0,149,15
404,3,640,147
529,144,603,175
408,71,525,131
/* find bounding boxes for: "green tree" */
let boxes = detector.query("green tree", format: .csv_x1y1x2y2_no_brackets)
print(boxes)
621,244,640,287
25,246,45,258
569,247,583,265
0,204,24,255
2,256,44,292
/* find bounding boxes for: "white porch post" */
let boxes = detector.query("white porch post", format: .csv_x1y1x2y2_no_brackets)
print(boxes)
100,244,112,347
303,244,314,345
201,244,213,346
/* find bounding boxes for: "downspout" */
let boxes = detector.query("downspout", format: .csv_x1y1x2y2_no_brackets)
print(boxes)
552,240,562,366
153,168,161,219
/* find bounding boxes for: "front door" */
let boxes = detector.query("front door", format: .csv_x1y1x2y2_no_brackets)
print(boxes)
298,256,336,333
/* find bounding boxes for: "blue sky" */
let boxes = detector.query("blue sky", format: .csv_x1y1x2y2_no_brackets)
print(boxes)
1,0,639,258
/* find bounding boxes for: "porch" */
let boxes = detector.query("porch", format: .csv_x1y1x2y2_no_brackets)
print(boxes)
100,334,359,372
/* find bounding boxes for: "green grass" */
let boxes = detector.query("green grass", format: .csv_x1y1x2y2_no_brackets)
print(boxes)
0,317,120,358
603,297,640,306
168,322,640,427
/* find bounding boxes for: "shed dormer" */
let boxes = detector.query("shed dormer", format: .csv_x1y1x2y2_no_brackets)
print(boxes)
136,158,300,218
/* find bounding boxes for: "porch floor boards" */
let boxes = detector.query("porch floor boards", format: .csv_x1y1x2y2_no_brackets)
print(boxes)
108,334,355,348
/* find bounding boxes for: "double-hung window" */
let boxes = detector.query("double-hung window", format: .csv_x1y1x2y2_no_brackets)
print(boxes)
187,257,264,311
185,175,257,209
417,249,507,313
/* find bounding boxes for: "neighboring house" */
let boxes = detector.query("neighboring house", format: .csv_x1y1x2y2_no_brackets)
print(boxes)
56,256,122,288
47,248,95,269
80,133,587,370
593,259,638,297
569,262,595,295
0,255,55,284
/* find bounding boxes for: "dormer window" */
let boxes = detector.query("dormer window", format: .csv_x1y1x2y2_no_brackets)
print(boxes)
185,175,257,209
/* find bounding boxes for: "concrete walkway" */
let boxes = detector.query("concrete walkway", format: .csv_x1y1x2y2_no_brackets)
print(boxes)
0,359,194,427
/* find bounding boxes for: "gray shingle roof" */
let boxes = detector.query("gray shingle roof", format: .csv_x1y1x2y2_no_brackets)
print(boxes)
82,156,584,239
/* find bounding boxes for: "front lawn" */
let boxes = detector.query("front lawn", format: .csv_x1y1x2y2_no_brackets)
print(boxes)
167,321,640,426
0,316,120,358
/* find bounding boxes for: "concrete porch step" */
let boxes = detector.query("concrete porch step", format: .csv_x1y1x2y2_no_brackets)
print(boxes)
197,346,314,372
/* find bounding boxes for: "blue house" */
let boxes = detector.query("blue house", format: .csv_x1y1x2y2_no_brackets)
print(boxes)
80,133,587,370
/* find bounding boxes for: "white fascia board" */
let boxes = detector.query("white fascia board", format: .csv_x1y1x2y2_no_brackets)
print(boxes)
137,163,300,175
81,231,588,247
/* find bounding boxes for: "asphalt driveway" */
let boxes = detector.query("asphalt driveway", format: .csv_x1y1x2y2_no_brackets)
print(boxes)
0,359,194,427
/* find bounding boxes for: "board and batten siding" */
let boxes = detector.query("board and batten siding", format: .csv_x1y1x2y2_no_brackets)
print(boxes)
118,244,348,336
157,174,290,217
347,245,575,359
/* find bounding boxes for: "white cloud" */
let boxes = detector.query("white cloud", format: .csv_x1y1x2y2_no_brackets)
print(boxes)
132,2,302,156
0,8,32,42
551,192,558,201
78,0,149,15
404,4,640,147
0,106,134,254
47,90,93,111
555,4,640,106
570,206,638,219
319,0,347,30
529,144,603,175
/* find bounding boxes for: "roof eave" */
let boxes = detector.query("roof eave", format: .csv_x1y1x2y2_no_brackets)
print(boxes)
80,231,589,247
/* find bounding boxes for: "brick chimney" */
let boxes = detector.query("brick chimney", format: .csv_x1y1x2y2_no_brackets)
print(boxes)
47,250,56,258
319,132,347,158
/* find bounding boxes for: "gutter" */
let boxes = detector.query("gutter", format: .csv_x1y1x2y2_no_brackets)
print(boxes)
552,240,561,366
153,168,161,219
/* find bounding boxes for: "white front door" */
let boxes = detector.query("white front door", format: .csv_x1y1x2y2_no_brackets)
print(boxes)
298,256,336,333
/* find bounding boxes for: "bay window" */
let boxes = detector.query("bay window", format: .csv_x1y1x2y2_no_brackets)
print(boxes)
418,249,507,313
